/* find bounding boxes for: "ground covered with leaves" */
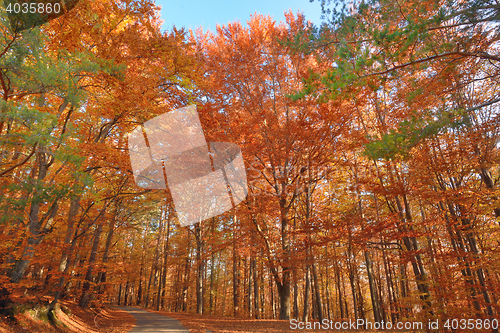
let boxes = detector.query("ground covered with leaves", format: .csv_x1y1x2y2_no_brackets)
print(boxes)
152,310,347,333
0,295,135,333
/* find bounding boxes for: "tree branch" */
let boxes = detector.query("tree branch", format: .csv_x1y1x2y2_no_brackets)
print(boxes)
0,143,38,177
361,51,500,78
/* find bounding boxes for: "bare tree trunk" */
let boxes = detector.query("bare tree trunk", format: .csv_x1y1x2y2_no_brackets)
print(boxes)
355,267,366,322
252,258,259,318
324,246,331,321
137,220,151,306
374,162,432,311
160,215,171,309
146,215,163,308
311,262,323,322
181,242,191,312
79,221,104,308
156,210,166,311
145,250,157,308
9,147,53,283
365,250,382,322
118,283,122,305
396,191,432,310
293,274,299,319
335,254,345,319
137,263,144,306
97,204,118,293
173,267,181,311
233,216,240,316
302,266,310,322
221,268,227,315
48,196,80,311
260,265,265,318
246,257,251,316
270,275,275,319
195,223,204,314
124,281,130,306
278,202,291,320
348,259,358,322
210,251,215,314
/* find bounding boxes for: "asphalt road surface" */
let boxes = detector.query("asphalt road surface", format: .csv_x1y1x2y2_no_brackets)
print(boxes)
115,306,190,332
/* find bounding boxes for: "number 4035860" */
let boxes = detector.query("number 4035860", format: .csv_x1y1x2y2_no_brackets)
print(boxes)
444,318,499,330
5,2,61,14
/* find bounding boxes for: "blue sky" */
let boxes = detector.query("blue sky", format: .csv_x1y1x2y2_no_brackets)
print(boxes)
154,0,325,33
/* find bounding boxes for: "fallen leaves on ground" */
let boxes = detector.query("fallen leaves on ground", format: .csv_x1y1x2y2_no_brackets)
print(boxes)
149,310,343,333
0,299,136,333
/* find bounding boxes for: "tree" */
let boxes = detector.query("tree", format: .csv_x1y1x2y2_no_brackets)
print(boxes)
196,12,341,319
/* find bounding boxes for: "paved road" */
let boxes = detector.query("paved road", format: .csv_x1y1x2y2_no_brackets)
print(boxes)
115,306,190,332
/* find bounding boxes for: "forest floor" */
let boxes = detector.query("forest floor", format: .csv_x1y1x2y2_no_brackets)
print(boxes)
0,301,337,333
0,295,136,333
0,295,365,333
151,310,350,332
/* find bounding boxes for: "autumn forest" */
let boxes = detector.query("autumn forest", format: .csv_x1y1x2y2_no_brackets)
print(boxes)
1,0,500,330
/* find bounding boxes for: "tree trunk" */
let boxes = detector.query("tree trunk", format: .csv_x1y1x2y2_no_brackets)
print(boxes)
365,250,382,322
311,262,323,322
9,148,53,283
124,281,130,306
156,210,166,311
195,223,204,314
48,196,80,311
97,205,118,294
247,256,252,316
325,262,331,321
270,276,275,319
118,283,122,305
210,251,215,314
278,212,291,320
335,256,345,319
293,276,299,319
79,221,104,308
348,259,358,322
302,266,310,322
146,215,163,308
252,258,259,318
160,215,171,309
233,216,240,316
137,219,151,306
181,242,191,312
